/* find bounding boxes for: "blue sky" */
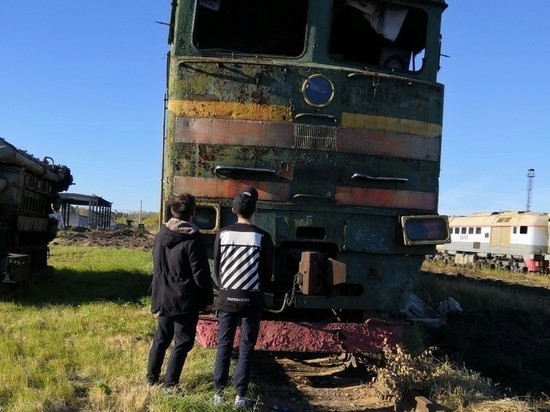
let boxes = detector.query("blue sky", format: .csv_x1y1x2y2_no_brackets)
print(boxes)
438,1,550,215
1,1,549,215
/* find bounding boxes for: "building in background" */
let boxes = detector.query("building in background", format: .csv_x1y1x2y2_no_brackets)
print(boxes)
58,193,112,229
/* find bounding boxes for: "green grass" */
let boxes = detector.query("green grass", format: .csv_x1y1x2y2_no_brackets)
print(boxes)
0,245,240,412
422,259,550,290
412,263,550,411
2,246,548,411
418,262,550,317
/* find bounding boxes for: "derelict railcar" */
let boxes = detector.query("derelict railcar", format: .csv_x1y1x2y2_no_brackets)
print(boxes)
0,138,73,290
437,211,550,273
161,0,449,352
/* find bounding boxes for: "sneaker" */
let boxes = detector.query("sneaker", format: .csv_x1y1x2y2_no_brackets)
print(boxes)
233,398,256,410
146,375,159,386
212,394,224,406
161,384,185,395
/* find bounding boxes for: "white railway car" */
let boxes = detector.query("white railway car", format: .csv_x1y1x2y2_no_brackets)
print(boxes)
436,211,550,273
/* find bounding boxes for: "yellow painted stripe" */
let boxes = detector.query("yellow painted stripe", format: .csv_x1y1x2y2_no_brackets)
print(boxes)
342,113,441,138
168,99,292,122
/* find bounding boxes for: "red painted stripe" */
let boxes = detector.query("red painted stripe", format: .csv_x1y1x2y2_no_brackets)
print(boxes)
336,186,436,210
173,176,291,201
174,117,440,161
175,176,435,210
175,118,295,147
337,128,440,161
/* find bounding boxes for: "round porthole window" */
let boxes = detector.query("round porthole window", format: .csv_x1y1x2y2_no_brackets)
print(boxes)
301,74,335,108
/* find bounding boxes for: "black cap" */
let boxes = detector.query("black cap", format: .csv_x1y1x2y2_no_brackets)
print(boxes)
232,186,258,217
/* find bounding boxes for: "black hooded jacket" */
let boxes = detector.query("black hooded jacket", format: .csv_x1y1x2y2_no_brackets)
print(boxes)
150,218,213,316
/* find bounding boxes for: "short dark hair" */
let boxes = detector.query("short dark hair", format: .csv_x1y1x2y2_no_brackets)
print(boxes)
170,193,196,220
232,186,258,218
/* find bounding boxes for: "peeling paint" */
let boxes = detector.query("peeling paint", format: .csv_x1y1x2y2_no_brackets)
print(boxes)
168,99,291,122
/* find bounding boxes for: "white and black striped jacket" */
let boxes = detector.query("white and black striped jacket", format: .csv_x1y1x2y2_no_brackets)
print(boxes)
213,223,274,313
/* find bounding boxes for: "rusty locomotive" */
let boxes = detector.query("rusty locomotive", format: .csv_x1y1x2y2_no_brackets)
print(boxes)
161,0,450,352
0,138,73,290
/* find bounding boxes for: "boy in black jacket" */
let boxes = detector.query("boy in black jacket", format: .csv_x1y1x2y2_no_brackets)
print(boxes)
146,193,213,388
212,186,274,408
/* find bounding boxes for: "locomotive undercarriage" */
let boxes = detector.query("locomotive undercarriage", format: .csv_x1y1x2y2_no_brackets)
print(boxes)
198,234,427,352
437,250,549,274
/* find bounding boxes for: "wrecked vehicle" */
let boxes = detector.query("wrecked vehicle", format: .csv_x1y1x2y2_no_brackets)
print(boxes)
160,0,449,352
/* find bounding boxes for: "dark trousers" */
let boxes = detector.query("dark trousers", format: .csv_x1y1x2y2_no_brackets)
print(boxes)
146,312,199,387
213,310,261,397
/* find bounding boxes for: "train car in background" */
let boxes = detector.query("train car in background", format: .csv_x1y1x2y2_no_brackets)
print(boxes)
161,0,450,352
437,211,550,273
0,138,73,290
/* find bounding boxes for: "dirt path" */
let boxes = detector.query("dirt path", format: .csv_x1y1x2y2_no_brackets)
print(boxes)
250,353,394,412
54,227,155,250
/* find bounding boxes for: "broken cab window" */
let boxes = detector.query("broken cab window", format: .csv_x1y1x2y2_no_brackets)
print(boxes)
330,0,428,71
193,0,308,57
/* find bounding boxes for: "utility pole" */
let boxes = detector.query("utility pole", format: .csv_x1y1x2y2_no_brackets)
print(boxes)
526,168,535,211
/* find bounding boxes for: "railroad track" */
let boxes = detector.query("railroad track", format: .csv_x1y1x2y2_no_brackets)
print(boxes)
249,352,395,412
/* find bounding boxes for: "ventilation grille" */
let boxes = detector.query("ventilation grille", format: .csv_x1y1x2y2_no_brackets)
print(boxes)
294,125,336,150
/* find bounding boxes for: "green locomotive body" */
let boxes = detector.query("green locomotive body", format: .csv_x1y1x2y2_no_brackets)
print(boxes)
162,0,449,350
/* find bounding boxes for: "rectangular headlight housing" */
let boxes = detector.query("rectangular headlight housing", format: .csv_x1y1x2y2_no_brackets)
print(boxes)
401,215,450,245
192,203,220,233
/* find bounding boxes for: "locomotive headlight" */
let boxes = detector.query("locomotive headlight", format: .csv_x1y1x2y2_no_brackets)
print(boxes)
401,215,450,246
191,203,220,233
302,74,335,107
